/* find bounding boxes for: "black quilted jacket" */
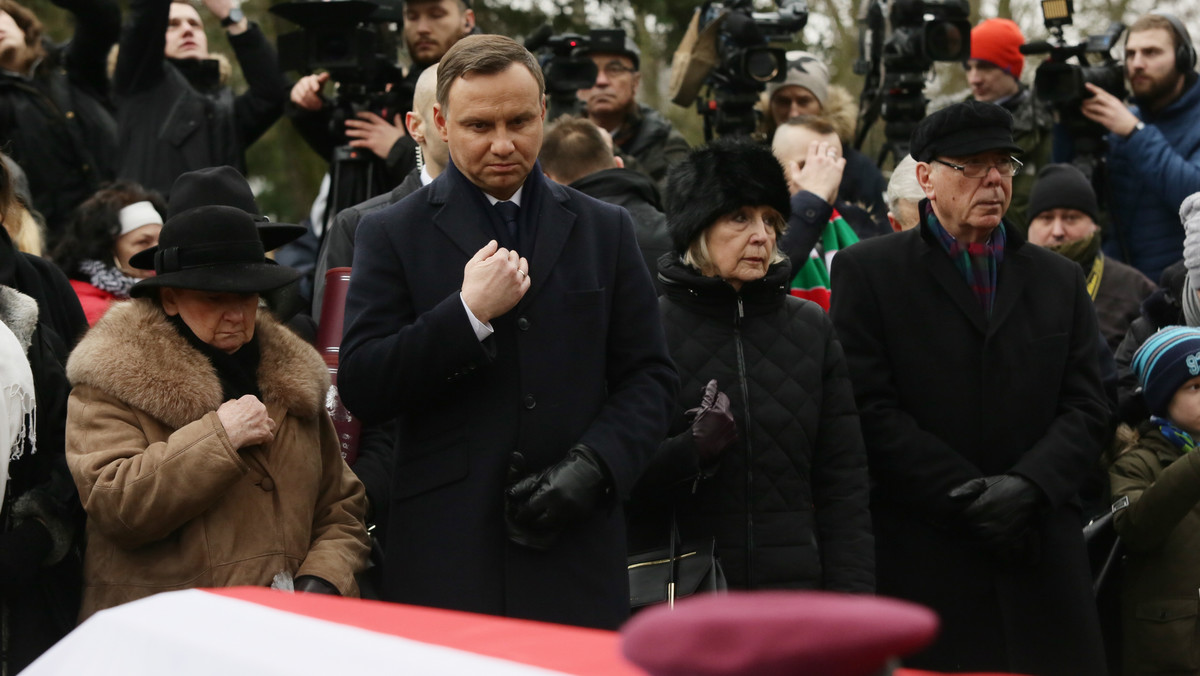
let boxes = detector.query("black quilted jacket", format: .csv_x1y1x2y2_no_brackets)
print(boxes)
628,256,874,592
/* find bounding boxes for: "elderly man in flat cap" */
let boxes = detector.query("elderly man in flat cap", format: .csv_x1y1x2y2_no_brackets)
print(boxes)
829,100,1110,674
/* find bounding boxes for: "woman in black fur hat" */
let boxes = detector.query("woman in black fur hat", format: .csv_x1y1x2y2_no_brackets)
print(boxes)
626,138,874,598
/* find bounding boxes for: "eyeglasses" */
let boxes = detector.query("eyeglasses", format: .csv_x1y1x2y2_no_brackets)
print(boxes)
933,157,1023,178
600,62,637,77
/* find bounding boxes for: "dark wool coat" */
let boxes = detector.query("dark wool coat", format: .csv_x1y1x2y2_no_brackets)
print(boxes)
1094,255,1157,355
112,0,288,197
0,0,119,238
628,257,873,593
1110,427,1200,676
830,217,1111,675
339,161,678,630
569,167,672,293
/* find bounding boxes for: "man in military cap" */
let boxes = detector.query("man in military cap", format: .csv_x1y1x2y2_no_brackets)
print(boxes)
829,100,1110,674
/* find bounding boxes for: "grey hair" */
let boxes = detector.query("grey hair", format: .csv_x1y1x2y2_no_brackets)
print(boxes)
886,154,925,212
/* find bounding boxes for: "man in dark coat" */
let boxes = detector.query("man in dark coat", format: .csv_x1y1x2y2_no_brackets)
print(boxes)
112,0,288,197
339,35,678,630
538,115,672,292
829,101,1110,674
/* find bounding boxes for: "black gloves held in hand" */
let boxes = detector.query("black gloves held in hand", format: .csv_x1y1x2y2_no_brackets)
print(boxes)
686,379,738,463
948,474,1044,563
505,445,613,551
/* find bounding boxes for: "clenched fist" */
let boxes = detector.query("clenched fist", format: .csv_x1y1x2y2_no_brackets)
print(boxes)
217,395,276,449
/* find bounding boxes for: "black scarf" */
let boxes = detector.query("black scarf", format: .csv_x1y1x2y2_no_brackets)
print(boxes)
167,313,262,401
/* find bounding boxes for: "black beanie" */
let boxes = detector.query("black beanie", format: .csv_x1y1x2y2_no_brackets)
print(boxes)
1026,164,1100,223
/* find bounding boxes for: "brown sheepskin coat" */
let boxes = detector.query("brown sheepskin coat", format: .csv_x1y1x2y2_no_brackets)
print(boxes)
64,299,370,621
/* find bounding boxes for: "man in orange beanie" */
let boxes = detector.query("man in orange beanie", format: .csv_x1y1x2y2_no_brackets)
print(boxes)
963,18,1053,232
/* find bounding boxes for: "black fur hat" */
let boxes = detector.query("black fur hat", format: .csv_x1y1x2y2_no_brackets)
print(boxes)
664,138,791,255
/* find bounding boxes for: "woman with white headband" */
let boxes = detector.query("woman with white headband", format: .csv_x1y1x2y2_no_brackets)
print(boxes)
52,183,165,325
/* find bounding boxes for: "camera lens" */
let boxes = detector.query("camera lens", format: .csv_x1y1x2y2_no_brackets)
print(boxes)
924,21,969,61
743,48,782,83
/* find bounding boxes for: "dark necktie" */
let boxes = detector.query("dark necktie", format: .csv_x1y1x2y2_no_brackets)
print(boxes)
494,200,520,249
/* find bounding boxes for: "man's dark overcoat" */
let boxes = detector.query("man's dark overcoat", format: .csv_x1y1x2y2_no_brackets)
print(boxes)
829,215,1110,675
339,160,678,630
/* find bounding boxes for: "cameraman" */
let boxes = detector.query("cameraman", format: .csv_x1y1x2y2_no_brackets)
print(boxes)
288,0,475,199
962,18,1053,233
0,0,119,245
576,36,689,191
1079,13,1200,282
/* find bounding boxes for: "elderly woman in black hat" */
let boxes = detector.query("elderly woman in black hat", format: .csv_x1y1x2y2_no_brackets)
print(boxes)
627,138,873,596
63,204,371,621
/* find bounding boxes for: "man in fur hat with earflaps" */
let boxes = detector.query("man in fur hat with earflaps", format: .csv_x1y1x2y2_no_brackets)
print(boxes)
830,100,1110,673
63,203,370,620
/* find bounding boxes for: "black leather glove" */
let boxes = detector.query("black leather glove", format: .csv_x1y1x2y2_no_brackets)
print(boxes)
294,575,340,596
685,379,738,464
505,445,613,551
948,474,1044,561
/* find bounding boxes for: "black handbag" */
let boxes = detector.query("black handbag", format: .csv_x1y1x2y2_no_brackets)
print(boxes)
1084,509,1124,597
628,514,727,609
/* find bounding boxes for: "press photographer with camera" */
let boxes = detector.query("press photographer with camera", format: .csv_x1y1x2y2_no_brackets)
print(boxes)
1079,12,1200,282
576,35,690,191
287,0,474,205
112,0,289,198
962,18,1053,233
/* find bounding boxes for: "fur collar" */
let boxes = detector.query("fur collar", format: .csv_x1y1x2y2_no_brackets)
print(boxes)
67,299,328,429
0,285,38,352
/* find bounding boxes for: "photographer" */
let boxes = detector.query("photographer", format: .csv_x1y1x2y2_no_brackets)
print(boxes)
962,18,1053,233
0,0,119,245
112,0,289,197
288,0,475,201
1080,13,1200,282
576,35,689,191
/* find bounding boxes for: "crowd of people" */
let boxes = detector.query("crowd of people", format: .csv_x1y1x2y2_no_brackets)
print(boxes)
3,0,1200,674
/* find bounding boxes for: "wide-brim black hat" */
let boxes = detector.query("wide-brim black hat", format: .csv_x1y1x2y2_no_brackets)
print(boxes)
129,205,303,297
166,166,306,251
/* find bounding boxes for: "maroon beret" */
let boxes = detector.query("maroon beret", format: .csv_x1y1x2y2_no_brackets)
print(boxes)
621,591,939,676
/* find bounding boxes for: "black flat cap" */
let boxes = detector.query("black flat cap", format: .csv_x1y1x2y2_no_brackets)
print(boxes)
909,100,1023,162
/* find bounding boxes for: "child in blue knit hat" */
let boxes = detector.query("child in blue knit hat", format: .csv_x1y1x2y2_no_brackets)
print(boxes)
1110,325,1200,675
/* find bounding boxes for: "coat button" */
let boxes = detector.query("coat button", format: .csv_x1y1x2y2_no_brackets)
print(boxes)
260,477,275,492
523,395,536,409
517,317,530,331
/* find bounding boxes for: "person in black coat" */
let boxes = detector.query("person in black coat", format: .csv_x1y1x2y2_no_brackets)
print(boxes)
830,101,1110,674
628,138,873,593
0,158,88,674
0,0,119,243
112,0,288,197
338,35,677,630
539,115,673,293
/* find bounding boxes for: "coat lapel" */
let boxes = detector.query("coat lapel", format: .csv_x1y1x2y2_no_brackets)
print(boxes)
918,228,988,335
431,164,496,259
521,177,576,306
988,229,1029,334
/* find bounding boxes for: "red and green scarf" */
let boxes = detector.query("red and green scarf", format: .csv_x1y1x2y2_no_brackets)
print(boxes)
789,208,859,311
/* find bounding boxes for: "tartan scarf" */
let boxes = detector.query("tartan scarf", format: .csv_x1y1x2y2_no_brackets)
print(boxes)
789,208,859,311
925,202,1006,316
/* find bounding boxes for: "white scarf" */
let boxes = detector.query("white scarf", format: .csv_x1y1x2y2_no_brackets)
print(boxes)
0,318,35,505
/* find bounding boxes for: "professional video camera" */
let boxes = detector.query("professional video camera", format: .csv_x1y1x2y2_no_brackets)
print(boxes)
525,26,627,122
1021,0,1125,186
690,0,809,140
272,0,407,222
852,0,971,164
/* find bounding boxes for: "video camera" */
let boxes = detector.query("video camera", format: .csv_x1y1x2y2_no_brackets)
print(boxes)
272,0,406,119
525,26,627,121
693,0,809,139
852,0,971,163
1021,0,1125,184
